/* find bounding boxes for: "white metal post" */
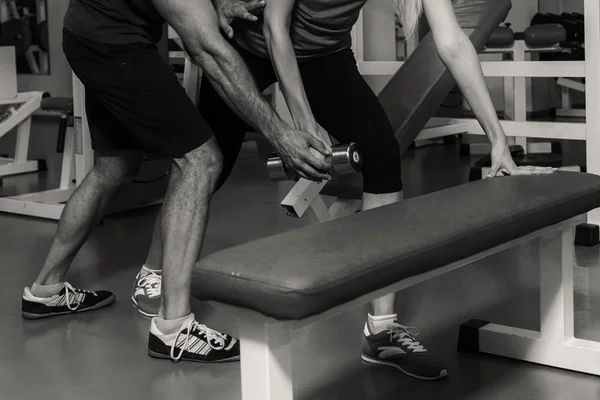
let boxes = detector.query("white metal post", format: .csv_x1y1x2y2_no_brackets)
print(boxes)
539,224,575,342
584,0,600,225
512,41,528,151
58,128,76,190
72,74,94,185
14,117,32,162
239,320,294,400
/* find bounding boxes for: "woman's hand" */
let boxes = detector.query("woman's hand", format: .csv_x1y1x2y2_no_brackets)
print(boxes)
487,142,557,178
214,0,266,38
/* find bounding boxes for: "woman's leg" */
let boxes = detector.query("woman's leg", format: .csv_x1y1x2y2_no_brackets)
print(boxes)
298,49,446,380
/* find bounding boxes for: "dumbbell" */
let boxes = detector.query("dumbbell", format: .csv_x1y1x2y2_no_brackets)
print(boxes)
267,143,362,181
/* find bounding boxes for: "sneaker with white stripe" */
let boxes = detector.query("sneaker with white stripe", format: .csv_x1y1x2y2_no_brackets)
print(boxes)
148,314,240,363
22,282,116,320
132,267,161,317
361,322,448,380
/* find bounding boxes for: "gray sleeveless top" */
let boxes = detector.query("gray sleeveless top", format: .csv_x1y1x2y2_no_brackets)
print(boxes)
235,0,367,60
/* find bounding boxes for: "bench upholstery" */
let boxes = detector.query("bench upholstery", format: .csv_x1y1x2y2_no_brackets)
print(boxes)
192,172,600,321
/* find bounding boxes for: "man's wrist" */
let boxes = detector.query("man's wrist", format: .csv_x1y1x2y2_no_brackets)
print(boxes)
259,114,286,142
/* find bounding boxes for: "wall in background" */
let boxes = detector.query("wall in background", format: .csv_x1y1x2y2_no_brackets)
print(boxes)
361,0,396,94
10,0,586,113
17,0,71,98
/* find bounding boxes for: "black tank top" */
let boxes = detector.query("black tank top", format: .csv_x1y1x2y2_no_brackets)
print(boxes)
63,0,164,44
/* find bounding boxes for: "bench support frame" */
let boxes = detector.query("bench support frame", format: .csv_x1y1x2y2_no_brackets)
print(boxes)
233,216,600,399
459,216,600,374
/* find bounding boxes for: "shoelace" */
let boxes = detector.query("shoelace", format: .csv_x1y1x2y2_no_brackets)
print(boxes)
170,319,228,362
64,282,97,311
138,271,161,298
387,322,426,353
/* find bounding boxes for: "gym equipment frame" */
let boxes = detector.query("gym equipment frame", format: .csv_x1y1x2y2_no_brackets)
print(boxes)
349,0,600,224
0,91,46,178
0,78,92,219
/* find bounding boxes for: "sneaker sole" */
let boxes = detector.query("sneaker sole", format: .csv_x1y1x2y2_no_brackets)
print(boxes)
131,295,158,318
361,354,448,381
148,349,240,363
22,294,117,320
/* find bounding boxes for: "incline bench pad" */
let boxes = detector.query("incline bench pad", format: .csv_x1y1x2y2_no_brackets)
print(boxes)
524,24,567,47
40,97,74,113
193,172,600,320
321,0,511,200
486,26,515,47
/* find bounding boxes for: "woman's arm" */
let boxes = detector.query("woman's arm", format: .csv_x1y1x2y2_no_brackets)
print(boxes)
263,0,325,140
152,0,332,181
422,0,505,147
421,0,555,176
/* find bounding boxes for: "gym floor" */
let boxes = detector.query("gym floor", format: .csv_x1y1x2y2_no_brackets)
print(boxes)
0,119,598,400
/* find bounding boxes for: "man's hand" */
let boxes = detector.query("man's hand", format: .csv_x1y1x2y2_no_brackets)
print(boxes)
214,0,266,38
486,142,557,178
300,122,333,158
270,128,333,182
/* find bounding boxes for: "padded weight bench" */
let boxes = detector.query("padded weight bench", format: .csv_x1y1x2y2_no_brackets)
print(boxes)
193,172,600,399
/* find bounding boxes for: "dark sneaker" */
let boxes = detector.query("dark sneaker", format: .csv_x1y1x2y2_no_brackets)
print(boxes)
148,314,240,363
22,282,116,320
361,322,448,380
132,267,161,317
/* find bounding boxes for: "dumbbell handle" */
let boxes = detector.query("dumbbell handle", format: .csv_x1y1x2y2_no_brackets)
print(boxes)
268,143,362,181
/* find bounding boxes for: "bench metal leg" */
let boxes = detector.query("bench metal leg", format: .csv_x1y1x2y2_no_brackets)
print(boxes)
458,219,600,375
239,319,294,400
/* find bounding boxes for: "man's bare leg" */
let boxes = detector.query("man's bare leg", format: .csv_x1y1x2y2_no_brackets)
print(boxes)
147,137,240,363
22,152,143,319
156,137,221,320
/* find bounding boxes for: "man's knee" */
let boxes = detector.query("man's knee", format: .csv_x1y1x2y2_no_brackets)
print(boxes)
175,137,223,185
92,151,144,189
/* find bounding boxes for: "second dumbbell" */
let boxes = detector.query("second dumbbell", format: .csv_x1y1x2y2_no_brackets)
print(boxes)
267,142,362,181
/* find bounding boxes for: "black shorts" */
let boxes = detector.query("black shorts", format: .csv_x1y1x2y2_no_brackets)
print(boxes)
199,44,402,194
62,29,211,158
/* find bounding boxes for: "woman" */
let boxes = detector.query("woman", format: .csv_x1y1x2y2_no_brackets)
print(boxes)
135,0,555,380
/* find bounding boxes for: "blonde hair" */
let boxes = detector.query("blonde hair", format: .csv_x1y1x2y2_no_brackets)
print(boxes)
394,0,423,39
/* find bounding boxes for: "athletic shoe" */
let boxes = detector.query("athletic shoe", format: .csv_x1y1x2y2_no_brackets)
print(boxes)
361,322,448,380
132,267,161,317
148,314,240,363
22,282,116,320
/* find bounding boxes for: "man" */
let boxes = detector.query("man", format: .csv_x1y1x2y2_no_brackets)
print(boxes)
132,0,555,377
21,0,332,363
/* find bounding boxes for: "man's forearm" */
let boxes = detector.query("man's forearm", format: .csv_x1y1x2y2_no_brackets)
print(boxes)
150,0,283,140
194,44,284,141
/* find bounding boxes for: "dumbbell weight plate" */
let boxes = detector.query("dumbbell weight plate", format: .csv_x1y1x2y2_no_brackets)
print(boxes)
0,19,33,57
267,155,290,181
331,142,362,175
